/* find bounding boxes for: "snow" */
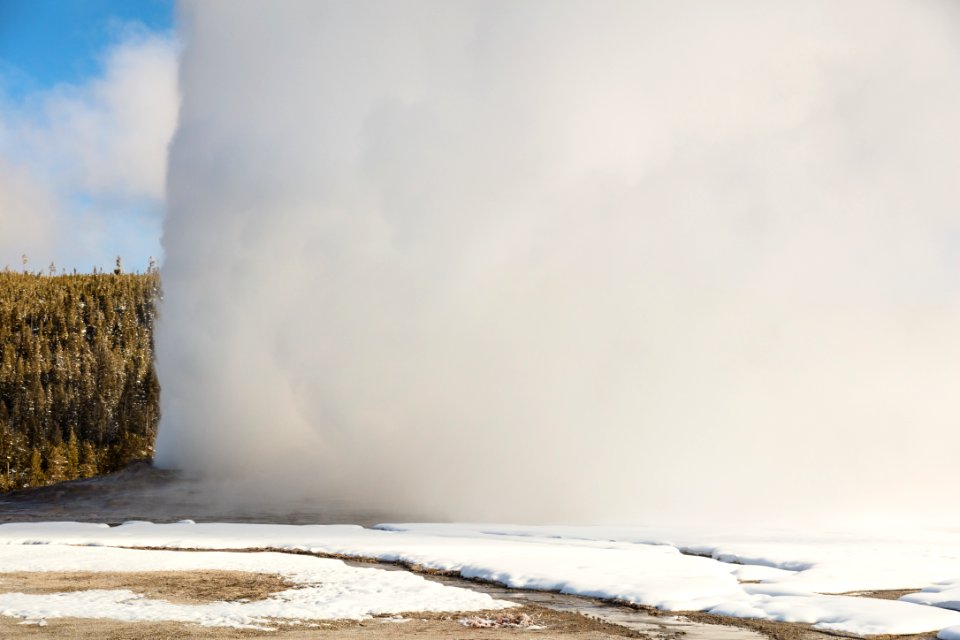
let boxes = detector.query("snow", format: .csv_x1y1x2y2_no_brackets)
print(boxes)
1,521,960,636
0,544,510,628
940,625,960,640
903,580,960,611
382,522,960,593
710,593,960,636
0,522,748,609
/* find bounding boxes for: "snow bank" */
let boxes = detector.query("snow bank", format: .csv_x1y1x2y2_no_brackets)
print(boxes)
903,581,960,611
711,593,960,636
2,521,960,636
382,523,960,593
940,625,960,640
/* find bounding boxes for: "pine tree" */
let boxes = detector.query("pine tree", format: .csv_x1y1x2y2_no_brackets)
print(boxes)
45,443,69,484
28,447,44,486
65,428,80,480
79,441,98,479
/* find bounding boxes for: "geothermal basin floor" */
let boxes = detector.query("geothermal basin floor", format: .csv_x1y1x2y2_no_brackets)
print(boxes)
0,521,959,639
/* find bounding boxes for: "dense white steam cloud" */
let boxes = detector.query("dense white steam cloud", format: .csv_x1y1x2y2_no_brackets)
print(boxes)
157,0,960,525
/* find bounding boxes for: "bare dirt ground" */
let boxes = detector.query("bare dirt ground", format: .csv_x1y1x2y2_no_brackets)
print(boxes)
841,590,923,601
0,615,641,640
0,570,292,605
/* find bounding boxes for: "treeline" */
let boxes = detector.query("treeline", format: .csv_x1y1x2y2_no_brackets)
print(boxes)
0,269,161,490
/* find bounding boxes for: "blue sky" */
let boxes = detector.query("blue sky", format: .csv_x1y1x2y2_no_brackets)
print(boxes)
0,0,176,273
0,0,172,94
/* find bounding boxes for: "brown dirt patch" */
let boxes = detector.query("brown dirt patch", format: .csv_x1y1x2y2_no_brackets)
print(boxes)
0,571,291,605
0,605,645,639
840,589,922,601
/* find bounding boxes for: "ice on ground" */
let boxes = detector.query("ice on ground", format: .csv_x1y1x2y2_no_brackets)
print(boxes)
0,545,510,628
2,521,960,636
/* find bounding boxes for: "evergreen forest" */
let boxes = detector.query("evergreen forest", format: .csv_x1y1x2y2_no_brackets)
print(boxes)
0,269,161,490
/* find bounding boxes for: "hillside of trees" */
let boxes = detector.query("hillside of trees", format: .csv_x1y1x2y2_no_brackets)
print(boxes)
0,268,161,490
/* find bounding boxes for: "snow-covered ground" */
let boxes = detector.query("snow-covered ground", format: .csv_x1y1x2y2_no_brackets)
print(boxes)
0,543,510,629
0,521,959,637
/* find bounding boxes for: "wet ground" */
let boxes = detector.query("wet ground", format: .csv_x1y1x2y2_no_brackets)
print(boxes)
0,463,393,526
377,562,773,640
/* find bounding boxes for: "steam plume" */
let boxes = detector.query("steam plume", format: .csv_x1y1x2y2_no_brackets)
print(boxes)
157,1,960,525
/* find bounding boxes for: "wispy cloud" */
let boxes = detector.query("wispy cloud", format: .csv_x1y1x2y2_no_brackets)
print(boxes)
0,25,178,271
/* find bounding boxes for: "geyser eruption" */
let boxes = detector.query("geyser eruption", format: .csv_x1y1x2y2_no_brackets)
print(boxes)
157,0,960,524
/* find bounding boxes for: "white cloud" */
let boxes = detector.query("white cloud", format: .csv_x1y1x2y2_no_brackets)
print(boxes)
0,26,179,270
0,157,56,271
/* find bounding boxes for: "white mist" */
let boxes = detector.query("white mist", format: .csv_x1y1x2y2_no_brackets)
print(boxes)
156,0,960,525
